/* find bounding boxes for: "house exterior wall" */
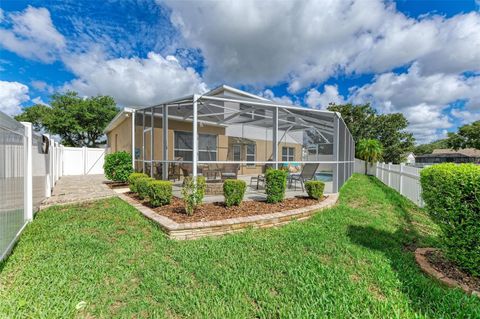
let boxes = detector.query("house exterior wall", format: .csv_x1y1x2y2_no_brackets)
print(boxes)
107,113,306,176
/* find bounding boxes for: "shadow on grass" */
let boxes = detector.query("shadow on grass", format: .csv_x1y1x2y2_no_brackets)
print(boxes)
347,176,479,315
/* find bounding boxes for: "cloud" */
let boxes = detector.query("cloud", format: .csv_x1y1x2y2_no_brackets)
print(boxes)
0,80,30,115
164,0,480,92
305,85,345,109
63,50,208,106
0,6,65,63
31,80,54,93
349,64,480,143
260,89,296,105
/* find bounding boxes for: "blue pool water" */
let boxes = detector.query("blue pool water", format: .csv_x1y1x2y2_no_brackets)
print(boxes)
315,172,333,182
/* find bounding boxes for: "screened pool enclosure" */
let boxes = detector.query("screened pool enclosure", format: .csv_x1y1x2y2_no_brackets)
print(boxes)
132,86,354,194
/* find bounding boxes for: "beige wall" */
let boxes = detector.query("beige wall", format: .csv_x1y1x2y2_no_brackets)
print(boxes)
107,114,303,175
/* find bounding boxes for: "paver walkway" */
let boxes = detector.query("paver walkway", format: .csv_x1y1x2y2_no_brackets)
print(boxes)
41,175,116,208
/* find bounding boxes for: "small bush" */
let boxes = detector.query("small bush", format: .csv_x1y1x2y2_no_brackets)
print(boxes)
265,169,288,203
420,163,480,276
181,176,206,215
104,151,133,182
136,177,154,200
128,172,148,193
305,181,325,200
147,180,172,207
223,179,246,207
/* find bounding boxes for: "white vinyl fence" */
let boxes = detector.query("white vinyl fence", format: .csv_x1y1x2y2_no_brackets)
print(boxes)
0,112,63,261
62,147,105,175
355,159,424,207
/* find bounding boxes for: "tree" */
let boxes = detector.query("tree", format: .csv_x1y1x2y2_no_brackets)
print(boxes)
414,139,449,155
328,103,414,163
15,91,118,147
356,139,383,174
446,120,480,150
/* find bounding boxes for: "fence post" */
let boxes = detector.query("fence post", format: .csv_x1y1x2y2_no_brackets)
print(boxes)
83,146,87,175
21,122,33,221
399,163,404,195
388,163,392,187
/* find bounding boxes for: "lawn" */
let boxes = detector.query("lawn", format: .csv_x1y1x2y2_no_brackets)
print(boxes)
1,174,479,318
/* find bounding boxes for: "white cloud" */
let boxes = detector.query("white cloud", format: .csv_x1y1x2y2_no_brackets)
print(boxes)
31,96,49,106
260,89,296,105
0,6,65,63
0,80,30,115
349,65,480,143
31,80,54,93
451,108,480,124
305,85,345,109
164,0,480,92
63,50,208,106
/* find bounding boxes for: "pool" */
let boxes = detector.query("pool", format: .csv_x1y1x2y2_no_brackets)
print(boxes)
315,172,333,182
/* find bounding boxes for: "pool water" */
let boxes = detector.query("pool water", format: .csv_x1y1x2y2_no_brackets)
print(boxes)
315,172,333,182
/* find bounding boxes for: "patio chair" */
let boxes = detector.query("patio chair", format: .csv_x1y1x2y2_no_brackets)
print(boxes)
249,163,274,190
220,164,239,181
287,163,319,191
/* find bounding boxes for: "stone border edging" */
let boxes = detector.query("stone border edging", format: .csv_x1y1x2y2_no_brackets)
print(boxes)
415,248,480,297
119,193,339,240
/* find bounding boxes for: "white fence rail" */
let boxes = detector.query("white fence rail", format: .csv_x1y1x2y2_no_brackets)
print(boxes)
63,147,105,176
355,159,424,207
0,113,63,261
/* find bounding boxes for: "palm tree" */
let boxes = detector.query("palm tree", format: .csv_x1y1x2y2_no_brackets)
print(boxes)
356,139,383,175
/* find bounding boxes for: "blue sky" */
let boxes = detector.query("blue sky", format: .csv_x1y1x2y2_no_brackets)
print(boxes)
1,0,479,144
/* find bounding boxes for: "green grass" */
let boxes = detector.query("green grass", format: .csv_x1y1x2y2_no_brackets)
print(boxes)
0,174,479,318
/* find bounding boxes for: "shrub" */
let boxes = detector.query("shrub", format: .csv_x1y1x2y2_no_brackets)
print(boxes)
305,181,325,200
128,172,149,193
104,151,133,182
136,177,154,200
181,176,206,215
265,169,288,203
223,179,246,207
420,163,480,276
147,180,172,207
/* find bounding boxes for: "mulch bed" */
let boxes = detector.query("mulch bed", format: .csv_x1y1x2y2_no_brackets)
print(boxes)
104,181,129,189
425,250,480,292
125,192,325,223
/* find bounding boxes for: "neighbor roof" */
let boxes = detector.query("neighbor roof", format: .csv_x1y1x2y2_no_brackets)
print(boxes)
431,148,480,157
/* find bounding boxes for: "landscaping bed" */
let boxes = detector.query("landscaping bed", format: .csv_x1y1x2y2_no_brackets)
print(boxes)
125,192,325,222
425,249,480,293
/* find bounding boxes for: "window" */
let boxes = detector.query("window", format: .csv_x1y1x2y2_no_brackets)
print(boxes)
282,147,295,162
232,145,241,161
246,144,255,166
174,131,217,161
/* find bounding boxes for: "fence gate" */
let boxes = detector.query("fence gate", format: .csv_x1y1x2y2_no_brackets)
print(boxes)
63,147,105,175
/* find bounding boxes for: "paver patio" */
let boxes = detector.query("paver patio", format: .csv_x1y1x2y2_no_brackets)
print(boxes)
41,175,116,208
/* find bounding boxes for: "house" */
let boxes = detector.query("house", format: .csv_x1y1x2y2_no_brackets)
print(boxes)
415,148,480,164
104,85,354,193
404,152,415,164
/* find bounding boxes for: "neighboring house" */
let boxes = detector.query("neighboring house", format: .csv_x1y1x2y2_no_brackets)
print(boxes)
404,152,415,164
415,148,480,164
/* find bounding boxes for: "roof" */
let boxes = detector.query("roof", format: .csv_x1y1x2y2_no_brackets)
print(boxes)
431,148,480,157
104,85,338,134
205,85,270,101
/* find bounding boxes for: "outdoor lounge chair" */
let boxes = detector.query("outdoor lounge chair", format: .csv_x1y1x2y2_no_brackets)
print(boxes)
220,164,239,181
287,163,319,191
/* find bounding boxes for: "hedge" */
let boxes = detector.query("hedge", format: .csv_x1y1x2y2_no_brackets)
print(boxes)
128,172,149,193
147,180,172,207
223,179,246,207
136,177,154,200
305,180,325,200
420,163,480,276
104,151,133,183
265,169,288,203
